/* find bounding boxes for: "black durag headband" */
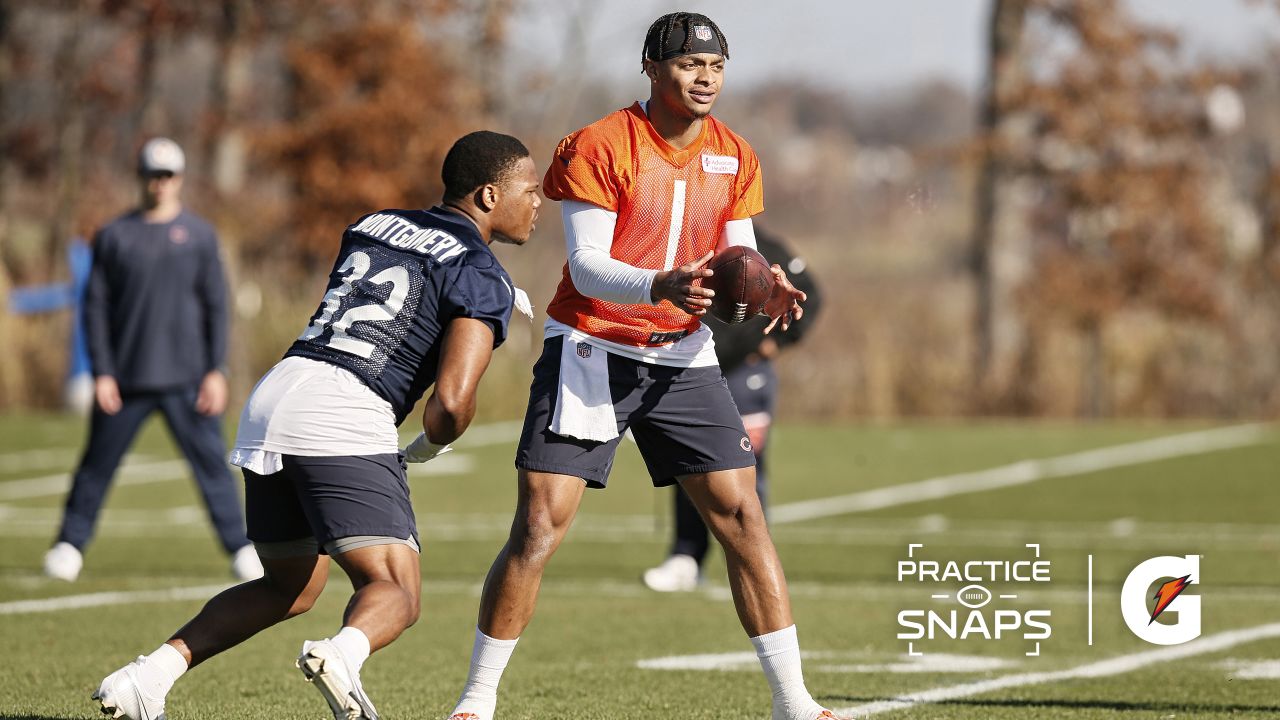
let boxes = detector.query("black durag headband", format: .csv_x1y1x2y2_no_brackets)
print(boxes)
649,20,725,61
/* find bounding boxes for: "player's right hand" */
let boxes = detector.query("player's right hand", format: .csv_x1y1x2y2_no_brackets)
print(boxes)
650,250,715,315
94,376,122,415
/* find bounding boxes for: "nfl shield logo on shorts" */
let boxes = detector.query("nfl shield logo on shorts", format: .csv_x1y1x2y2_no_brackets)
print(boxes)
693,25,713,41
577,343,592,359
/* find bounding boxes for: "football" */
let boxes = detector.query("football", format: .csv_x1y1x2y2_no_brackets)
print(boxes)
702,245,775,324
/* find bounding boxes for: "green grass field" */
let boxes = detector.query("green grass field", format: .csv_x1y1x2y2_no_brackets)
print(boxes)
2,414,1278,719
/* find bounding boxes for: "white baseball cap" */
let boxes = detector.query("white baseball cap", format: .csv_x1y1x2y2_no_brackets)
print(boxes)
138,137,185,175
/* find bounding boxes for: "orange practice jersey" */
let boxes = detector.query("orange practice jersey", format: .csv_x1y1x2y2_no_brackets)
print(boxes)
543,102,764,346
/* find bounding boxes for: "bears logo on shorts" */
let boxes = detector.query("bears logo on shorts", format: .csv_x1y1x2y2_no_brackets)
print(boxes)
740,436,752,452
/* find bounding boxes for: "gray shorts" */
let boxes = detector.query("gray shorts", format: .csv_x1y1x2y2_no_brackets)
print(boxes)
243,453,420,557
515,337,756,488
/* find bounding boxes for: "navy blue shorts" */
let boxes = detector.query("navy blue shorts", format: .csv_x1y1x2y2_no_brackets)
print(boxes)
243,453,419,554
515,337,756,488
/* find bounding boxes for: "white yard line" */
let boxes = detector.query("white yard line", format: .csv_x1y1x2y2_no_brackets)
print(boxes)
6,576,1280,618
0,458,189,501
0,447,75,474
0,417,526,502
450,420,525,448
3,506,1280,553
839,621,1280,717
0,577,641,616
770,423,1273,524
0,583,232,615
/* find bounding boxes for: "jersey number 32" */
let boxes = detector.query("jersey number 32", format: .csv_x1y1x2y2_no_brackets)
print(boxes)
298,250,412,360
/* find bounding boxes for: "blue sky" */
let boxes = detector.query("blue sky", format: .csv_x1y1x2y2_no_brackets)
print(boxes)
511,0,1280,93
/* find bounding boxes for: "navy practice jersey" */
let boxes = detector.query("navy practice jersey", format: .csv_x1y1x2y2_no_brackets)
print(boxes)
286,207,514,424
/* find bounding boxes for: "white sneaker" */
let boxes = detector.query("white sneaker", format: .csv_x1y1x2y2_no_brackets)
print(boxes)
93,656,168,720
776,704,848,720
642,554,701,592
43,541,82,582
297,639,379,720
230,545,264,581
447,695,496,720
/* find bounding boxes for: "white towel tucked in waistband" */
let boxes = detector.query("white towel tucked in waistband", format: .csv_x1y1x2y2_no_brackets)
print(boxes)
229,447,284,475
549,339,618,442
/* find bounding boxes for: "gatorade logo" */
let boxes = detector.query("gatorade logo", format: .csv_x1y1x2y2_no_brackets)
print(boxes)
1121,555,1201,645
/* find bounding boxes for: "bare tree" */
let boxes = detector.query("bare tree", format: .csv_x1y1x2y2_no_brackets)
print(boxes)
971,0,1032,408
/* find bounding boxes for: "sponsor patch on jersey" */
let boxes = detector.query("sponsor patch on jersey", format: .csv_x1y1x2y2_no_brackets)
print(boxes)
701,154,739,175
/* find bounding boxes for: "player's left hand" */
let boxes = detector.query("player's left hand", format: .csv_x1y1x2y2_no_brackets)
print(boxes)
762,264,806,334
196,370,228,416
403,432,454,463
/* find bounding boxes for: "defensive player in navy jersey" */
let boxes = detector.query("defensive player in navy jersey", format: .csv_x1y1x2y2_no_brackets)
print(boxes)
91,131,540,720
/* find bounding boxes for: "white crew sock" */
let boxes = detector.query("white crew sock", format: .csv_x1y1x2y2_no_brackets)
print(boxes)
141,643,188,698
750,625,827,720
330,626,372,672
450,628,519,718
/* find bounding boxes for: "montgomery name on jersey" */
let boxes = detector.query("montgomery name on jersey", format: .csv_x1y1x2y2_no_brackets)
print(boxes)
286,207,515,424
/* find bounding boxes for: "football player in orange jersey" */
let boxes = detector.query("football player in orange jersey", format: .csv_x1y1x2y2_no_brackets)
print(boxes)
446,12,840,720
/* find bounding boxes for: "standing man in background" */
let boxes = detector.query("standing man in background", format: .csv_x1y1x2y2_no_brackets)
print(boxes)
644,228,822,591
43,137,261,583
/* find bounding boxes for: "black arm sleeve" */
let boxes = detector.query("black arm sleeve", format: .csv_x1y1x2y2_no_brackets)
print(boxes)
759,230,822,352
710,229,824,371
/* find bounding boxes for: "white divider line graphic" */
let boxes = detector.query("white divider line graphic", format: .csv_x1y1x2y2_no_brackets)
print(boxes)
1087,554,1094,647
771,424,1273,524
838,621,1280,717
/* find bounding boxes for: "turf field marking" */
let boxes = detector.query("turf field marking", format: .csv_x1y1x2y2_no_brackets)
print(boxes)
0,583,232,615
0,577,639,616
770,423,1272,524
837,621,1280,716
4,509,1280,553
0,454,475,505
1219,659,1280,679
0,458,188,501
449,420,524,448
9,576,1280,618
0,420,518,502
638,651,1016,674
0,447,75,474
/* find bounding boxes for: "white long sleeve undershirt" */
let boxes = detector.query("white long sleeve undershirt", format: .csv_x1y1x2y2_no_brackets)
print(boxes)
562,200,758,305
562,201,656,305
718,216,758,252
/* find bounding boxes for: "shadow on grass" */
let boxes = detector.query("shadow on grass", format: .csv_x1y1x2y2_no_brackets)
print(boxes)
819,695,1280,715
